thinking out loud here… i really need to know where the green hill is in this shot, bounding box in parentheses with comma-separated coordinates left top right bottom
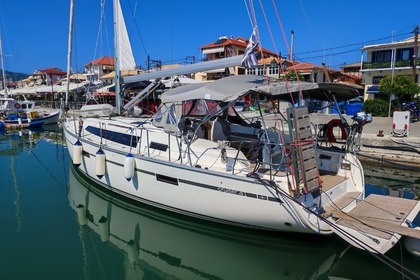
(0, 70, 30, 82)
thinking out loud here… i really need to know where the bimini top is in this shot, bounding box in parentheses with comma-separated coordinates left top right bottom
(160, 75, 360, 103)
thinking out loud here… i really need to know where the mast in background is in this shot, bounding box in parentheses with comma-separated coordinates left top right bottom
(0, 30, 8, 98)
(65, 0, 75, 106)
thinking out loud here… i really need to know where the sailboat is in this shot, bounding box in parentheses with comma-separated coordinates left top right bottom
(63, 0, 420, 257)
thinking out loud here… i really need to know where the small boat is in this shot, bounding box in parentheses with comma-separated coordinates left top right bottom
(0, 97, 60, 126)
(0, 16, 59, 127)
(4, 119, 44, 130)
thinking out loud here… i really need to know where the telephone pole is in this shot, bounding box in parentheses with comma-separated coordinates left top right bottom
(412, 25, 418, 82)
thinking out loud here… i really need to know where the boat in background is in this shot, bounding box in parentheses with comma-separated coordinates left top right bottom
(0, 17, 59, 128)
(0, 97, 60, 126)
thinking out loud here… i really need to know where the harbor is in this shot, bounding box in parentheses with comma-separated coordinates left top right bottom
(0, 128, 419, 279)
(0, 0, 419, 279)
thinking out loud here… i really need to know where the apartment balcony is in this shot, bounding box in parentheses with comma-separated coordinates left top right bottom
(362, 59, 420, 70)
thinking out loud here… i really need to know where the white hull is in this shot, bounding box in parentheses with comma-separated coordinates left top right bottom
(68, 164, 343, 279)
(39, 110, 60, 125)
(63, 116, 364, 234)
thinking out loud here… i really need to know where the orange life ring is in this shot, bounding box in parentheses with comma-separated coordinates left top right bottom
(15, 103, 21, 109)
(326, 119, 347, 143)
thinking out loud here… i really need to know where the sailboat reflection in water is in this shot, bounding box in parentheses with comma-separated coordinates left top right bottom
(68, 165, 346, 279)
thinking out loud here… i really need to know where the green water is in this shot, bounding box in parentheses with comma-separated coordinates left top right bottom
(0, 128, 419, 280)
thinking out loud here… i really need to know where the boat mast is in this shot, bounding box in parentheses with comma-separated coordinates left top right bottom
(65, 0, 75, 106)
(113, 0, 122, 115)
(0, 30, 8, 98)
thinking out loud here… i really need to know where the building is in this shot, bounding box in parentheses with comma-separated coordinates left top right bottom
(360, 32, 419, 100)
(0, 74, 16, 90)
(199, 36, 276, 80)
(340, 62, 362, 78)
(283, 62, 339, 83)
(84, 56, 115, 83)
(31, 68, 67, 86)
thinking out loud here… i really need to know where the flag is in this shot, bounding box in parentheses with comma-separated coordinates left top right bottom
(241, 27, 259, 68)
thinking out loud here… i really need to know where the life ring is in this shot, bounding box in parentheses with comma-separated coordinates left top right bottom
(326, 119, 347, 143)
(14, 103, 21, 109)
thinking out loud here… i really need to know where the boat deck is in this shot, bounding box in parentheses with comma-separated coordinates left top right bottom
(327, 194, 420, 240)
(319, 174, 347, 192)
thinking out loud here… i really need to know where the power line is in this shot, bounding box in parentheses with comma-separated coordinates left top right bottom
(294, 32, 412, 57)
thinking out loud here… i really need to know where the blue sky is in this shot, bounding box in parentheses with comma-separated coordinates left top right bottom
(0, 0, 419, 74)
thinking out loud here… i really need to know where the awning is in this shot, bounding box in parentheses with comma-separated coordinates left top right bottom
(366, 85, 380, 94)
(202, 47, 225, 55)
(160, 75, 359, 103)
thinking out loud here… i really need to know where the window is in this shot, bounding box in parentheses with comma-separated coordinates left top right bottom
(372, 50, 392, 63)
(372, 76, 383, 84)
(396, 48, 413, 61)
(269, 65, 279, 75)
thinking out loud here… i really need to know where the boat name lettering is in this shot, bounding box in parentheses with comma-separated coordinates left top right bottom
(217, 187, 245, 196)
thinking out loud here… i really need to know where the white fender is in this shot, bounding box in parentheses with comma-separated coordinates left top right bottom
(124, 153, 135, 181)
(95, 148, 106, 179)
(127, 240, 139, 263)
(98, 216, 109, 242)
(76, 205, 88, 226)
(73, 140, 83, 166)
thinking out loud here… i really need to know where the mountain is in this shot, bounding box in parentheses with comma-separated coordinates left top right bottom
(3, 70, 30, 81)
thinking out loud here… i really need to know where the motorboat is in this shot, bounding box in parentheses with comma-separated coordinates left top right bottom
(0, 97, 60, 126)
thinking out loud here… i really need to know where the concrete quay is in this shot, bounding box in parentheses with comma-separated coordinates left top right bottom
(242, 111, 420, 169)
(309, 113, 420, 169)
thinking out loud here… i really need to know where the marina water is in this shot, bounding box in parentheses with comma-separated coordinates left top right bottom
(0, 128, 419, 279)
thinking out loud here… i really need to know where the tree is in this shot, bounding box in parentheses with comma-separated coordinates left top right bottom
(284, 70, 304, 81)
(379, 74, 420, 102)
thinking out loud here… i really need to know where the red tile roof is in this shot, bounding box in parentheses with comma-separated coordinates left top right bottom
(201, 37, 248, 49)
(286, 62, 322, 71)
(200, 36, 276, 56)
(85, 56, 115, 67)
(38, 68, 67, 75)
